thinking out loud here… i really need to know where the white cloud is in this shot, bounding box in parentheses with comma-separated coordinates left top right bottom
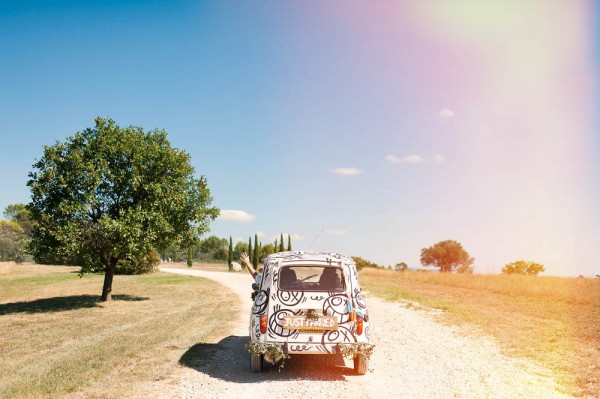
(403, 154, 424, 163)
(439, 108, 455, 118)
(384, 155, 402, 164)
(217, 209, 256, 223)
(331, 167, 363, 176)
(386, 154, 426, 164)
(434, 154, 446, 163)
(324, 229, 348, 236)
(283, 233, 304, 241)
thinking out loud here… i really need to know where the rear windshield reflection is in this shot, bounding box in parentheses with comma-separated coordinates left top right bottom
(279, 266, 345, 292)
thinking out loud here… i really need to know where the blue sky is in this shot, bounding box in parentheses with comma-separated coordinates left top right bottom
(1, 1, 599, 276)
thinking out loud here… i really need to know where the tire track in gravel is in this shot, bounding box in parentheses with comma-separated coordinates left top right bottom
(158, 267, 572, 399)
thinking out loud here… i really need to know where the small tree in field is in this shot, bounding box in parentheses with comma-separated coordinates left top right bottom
(227, 236, 233, 271)
(420, 240, 474, 273)
(394, 262, 408, 272)
(502, 260, 545, 276)
(27, 117, 219, 301)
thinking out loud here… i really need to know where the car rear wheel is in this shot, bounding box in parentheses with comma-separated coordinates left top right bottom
(250, 353, 263, 372)
(353, 355, 368, 375)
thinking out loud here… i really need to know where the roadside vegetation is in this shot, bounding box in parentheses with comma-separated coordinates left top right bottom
(359, 268, 600, 397)
(0, 262, 238, 399)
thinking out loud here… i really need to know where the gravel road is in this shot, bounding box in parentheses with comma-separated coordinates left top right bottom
(153, 267, 571, 399)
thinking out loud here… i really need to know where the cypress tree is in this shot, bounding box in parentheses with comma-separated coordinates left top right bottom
(274, 238, 278, 254)
(253, 233, 259, 268)
(248, 236, 252, 266)
(287, 234, 292, 251)
(279, 233, 284, 252)
(228, 236, 233, 271)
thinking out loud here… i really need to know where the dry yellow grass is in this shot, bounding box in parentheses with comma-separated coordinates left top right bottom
(359, 268, 600, 397)
(0, 262, 238, 399)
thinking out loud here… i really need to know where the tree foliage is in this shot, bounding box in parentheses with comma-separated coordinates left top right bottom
(233, 241, 249, 263)
(199, 235, 227, 254)
(227, 236, 233, 271)
(4, 203, 35, 235)
(394, 262, 408, 272)
(352, 256, 381, 271)
(27, 117, 218, 301)
(0, 220, 27, 262)
(420, 240, 474, 273)
(502, 260, 545, 276)
(252, 234, 259, 268)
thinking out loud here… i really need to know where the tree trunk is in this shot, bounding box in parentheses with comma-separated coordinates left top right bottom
(101, 257, 118, 302)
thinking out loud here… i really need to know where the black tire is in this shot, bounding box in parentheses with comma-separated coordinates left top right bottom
(353, 355, 368, 375)
(250, 353, 263, 372)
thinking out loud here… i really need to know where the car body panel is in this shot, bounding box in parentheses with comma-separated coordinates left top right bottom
(249, 251, 370, 355)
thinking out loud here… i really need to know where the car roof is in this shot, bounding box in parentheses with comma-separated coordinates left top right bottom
(264, 251, 355, 267)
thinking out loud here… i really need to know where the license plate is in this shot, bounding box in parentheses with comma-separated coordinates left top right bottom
(282, 316, 338, 331)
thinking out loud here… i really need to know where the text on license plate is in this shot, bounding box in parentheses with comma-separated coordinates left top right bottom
(282, 316, 338, 331)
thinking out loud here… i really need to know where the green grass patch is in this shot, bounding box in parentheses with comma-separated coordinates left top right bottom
(137, 273, 198, 285)
(0, 265, 238, 399)
(0, 272, 78, 286)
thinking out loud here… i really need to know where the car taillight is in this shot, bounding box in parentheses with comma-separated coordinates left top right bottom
(356, 316, 363, 335)
(260, 314, 267, 334)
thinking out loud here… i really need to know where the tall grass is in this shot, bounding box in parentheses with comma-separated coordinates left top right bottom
(359, 268, 600, 397)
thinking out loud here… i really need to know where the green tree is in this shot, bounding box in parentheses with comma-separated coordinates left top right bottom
(279, 233, 284, 252)
(213, 247, 227, 261)
(199, 235, 227, 254)
(0, 220, 27, 262)
(420, 240, 474, 273)
(233, 241, 248, 263)
(4, 203, 35, 235)
(352, 256, 381, 271)
(27, 117, 218, 301)
(273, 238, 278, 254)
(502, 260, 545, 276)
(394, 262, 408, 271)
(253, 233, 259, 268)
(287, 234, 292, 251)
(260, 243, 274, 262)
(228, 236, 233, 271)
(248, 236, 252, 264)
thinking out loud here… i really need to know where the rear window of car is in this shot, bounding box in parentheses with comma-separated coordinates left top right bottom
(278, 266, 345, 292)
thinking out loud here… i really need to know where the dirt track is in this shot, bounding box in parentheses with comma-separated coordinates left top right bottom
(150, 267, 571, 399)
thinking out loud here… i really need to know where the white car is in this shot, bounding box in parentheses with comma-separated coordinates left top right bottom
(247, 251, 373, 374)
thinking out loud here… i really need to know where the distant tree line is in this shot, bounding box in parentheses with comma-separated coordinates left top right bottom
(160, 232, 293, 268)
(2, 203, 547, 278)
(353, 239, 545, 276)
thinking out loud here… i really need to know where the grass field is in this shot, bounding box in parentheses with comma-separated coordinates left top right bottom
(359, 268, 600, 397)
(0, 262, 238, 399)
